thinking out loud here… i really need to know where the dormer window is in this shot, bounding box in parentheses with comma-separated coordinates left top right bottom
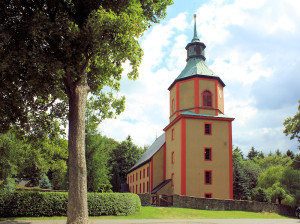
(203, 90, 212, 107)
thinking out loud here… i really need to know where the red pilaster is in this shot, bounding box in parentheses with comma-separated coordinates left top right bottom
(229, 121, 233, 199)
(176, 83, 179, 116)
(150, 158, 154, 191)
(163, 144, 166, 180)
(194, 78, 199, 113)
(181, 118, 186, 195)
(215, 80, 218, 115)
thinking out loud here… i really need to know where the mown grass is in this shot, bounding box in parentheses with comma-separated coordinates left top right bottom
(0, 206, 292, 221)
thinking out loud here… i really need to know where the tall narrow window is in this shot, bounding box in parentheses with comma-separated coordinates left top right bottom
(204, 123, 212, 135)
(143, 182, 145, 193)
(172, 99, 175, 114)
(147, 181, 149, 192)
(136, 184, 138, 193)
(204, 148, 212, 161)
(136, 172, 138, 181)
(205, 171, 212, 185)
(171, 151, 175, 164)
(203, 90, 212, 107)
(171, 173, 175, 187)
(171, 128, 175, 141)
(147, 167, 149, 177)
(133, 174, 134, 182)
(143, 168, 145, 178)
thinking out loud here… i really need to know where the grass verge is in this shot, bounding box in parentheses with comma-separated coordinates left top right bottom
(0, 206, 293, 221)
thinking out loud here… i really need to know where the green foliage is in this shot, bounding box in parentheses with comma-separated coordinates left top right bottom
(257, 166, 284, 189)
(86, 133, 115, 192)
(88, 193, 141, 216)
(291, 154, 300, 170)
(247, 147, 259, 160)
(233, 147, 262, 200)
(39, 174, 52, 190)
(2, 178, 16, 191)
(257, 154, 292, 170)
(251, 187, 270, 202)
(0, 191, 140, 217)
(255, 165, 300, 206)
(109, 136, 144, 192)
(0, 127, 27, 181)
(0, 0, 173, 133)
(0, 127, 68, 190)
(283, 100, 300, 149)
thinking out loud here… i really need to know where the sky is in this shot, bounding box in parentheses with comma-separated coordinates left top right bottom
(98, 0, 300, 156)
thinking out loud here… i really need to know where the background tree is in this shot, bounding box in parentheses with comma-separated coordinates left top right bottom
(1, 1, 172, 223)
(0, 126, 68, 189)
(109, 135, 143, 192)
(39, 174, 52, 190)
(247, 146, 259, 160)
(284, 100, 300, 149)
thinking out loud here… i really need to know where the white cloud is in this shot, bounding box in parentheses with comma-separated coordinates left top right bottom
(99, 0, 300, 154)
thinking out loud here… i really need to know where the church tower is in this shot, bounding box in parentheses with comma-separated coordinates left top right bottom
(164, 14, 234, 199)
(127, 15, 234, 201)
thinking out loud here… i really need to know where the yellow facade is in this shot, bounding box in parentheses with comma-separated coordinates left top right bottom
(179, 80, 194, 110)
(127, 163, 150, 194)
(152, 146, 164, 190)
(185, 118, 230, 198)
(165, 120, 182, 195)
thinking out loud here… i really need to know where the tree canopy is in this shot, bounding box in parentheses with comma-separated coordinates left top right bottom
(284, 100, 300, 149)
(1, 0, 173, 223)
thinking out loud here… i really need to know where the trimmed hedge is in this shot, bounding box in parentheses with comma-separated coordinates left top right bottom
(0, 190, 141, 217)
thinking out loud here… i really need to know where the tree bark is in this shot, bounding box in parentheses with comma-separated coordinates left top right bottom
(67, 80, 90, 224)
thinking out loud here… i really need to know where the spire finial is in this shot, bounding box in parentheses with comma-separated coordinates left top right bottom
(192, 14, 200, 42)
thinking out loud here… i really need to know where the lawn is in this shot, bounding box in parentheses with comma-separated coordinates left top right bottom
(0, 206, 292, 221)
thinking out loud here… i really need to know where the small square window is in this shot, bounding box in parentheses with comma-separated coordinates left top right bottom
(205, 193, 212, 198)
(205, 148, 212, 161)
(205, 171, 212, 185)
(204, 123, 212, 135)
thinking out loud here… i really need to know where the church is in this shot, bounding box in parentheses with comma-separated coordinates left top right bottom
(127, 15, 234, 200)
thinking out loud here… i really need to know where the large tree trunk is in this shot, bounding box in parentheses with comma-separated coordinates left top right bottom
(67, 81, 90, 224)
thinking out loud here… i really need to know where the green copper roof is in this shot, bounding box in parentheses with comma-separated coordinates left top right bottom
(168, 14, 225, 90)
(181, 110, 234, 119)
(176, 57, 217, 80)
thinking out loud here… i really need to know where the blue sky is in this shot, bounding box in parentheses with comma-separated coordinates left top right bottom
(98, 0, 300, 155)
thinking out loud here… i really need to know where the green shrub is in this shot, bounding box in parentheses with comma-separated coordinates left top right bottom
(0, 190, 140, 217)
(39, 174, 52, 190)
(251, 187, 270, 202)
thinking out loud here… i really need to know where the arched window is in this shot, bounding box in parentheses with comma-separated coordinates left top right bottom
(203, 90, 212, 107)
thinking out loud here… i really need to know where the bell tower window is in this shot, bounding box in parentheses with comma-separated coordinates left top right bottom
(203, 90, 212, 107)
